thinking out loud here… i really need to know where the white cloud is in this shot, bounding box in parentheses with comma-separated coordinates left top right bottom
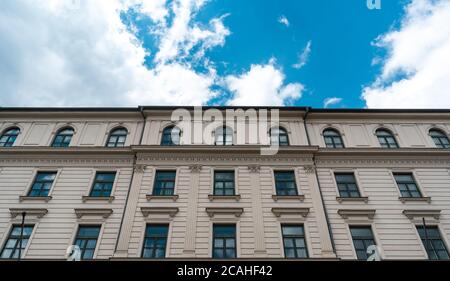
(292, 40, 312, 69)
(225, 60, 304, 106)
(362, 0, 450, 108)
(323, 97, 342, 108)
(278, 15, 289, 27)
(0, 0, 227, 106)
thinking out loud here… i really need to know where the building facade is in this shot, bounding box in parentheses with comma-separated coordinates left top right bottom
(0, 106, 449, 260)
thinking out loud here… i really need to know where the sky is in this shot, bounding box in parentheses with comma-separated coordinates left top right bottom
(0, 0, 449, 108)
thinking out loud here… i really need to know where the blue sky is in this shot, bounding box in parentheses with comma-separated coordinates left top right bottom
(0, 0, 449, 108)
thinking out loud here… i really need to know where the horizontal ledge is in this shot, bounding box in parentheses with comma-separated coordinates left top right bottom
(208, 195, 241, 202)
(399, 197, 431, 203)
(336, 197, 369, 203)
(272, 195, 305, 202)
(82, 196, 115, 203)
(146, 195, 179, 202)
(403, 209, 441, 220)
(141, 207, 179, 217)
(74, 208, 113, 219)
(271, 208, 310, 218)
(205, 207, 244, 218)
(337, 209, 376, 219)
(10, 208, 48, 218)
(19, 196, 52, 202)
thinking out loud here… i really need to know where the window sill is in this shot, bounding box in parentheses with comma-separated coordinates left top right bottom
(208, 195, 241, 202)
(272, 195, 305, 202)
(82, 196, 115, 203)
(146, 195, 179, 202)
(336, 197, 369, 203)
(19, 196, 52, 202)
(399, 197, 431, 203)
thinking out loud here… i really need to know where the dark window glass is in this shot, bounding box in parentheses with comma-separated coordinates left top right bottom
(106, 128, 127, 147)
(142, 224, 169, 258)
(282, 225, 308, 258)
(350, 226, 376, 260)
(89, 172, 116, 197)
(28, 172, 57, 197)
(274, 171, 298, 196)
(323, 129, 344, 148)
(161, 126, 181, 146)
(270, 127, 289, 146)
(74, 226, 101, 260)
(417, 226, 450, 260)
(214, 171, 235, 196)
(153, 171, 176, 196)
(0, 127, 20, 147)
(213, 225, 236, 259)
(393, 173, 422, 198)
(215, 126, 233, 146)
(376, 129, 399, 148)
(335, 173, 361, 198)
(0, 225, 34, 259)
(429, 129, 450, 149)
(52, 128, 74, 147)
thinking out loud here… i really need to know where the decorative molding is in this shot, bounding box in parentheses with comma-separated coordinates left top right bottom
(399, 197, 431, 203)
(140, 207, 179, 218)
(146, 195, 179, 202)
(10, 208, 48, 219)
(74, 208, 113, 219)
(134, 164, 147, 173)
(206, 207, 244, 218)
(316, 158, 450, 168)
(247, 164, 261, 173)
(208, 195, 241, 202)
(337, 209, 376, 219)
(403, 209, 441, 220)
(189, 164, 203, 173)
(81, 196, 115, 203)
(336, 197, 369, 203)
(271, 207, 310, 218)
(303, 165, 316, 174)
(272, 195, 305, 202)
(19, 196, 52, 203)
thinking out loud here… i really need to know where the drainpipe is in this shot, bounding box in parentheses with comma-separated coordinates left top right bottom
(113, 107, 145, 254)
(303, 107, 337, 255)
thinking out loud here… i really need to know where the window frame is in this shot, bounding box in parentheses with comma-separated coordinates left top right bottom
(141, 224, 170, 259)
(333, 172, 363, 198)
(416, 225, 450, 260)
(214, 126, 234, 146)
(23, 169, 61, 199)
(88, 171, 118, 198)
(0, 224, 35, 260)
(105, 127, 128, 148)
(27, 171, 58, 197)
(375, 128, 399, 149)
(72, 224, 102, 260)
(349, 225, 378, 261)
(161, 125, 181, 146)
(212, 224, 237, 259)
(273, 170, 299, 196)
(51, 127, 74, 148)
(322, 128, 345, 148)
(0, 127, 21, 147)
(429, 129, 450, 149)
(152, 170, 177, 196)
(281, 224, 309, 259)
(269, 127, 289, 146)
(213, 170, 236, 196)
(392, 172, 423, 198)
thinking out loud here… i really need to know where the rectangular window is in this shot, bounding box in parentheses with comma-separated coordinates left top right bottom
(282, 225, 308, 259)
(89, 172, 116, 197)
(417, 226, 450, 260)
(28, 172, 57, 197)
(393, 173, 422, 198)
(153, 171, 176, 196)
(213, 225, 236, 259)
(335, 173, 361, 198)
(142, 224, 169, 259)
(214, 171, 235, 196)
(274, 171, 298, 196)
(74, 225, 101, 260)
(350, 226, 376, 260)
(0, 225, 34, 259)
